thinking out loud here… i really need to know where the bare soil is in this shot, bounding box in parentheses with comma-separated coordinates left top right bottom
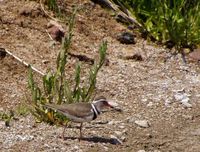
(1, 0, 200, 152)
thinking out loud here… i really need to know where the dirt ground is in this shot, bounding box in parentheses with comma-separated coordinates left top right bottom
(1, 0, 200, 152)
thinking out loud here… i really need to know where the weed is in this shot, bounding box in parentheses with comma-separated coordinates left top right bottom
(0, 110, 14, 127)
(28, 8, 107, 125)
(113, 0, 200, 51)
(15, 103, 30, 116)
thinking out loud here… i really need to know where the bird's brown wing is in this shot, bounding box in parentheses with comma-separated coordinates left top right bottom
(45, 103, 93, 118)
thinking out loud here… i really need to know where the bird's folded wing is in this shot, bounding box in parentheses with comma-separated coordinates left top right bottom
(45, 103, 93, 118)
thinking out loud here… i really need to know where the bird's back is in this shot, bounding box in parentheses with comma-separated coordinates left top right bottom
(45, 103, 95, 122)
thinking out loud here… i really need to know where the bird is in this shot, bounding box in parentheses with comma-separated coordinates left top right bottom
(45, 96, 120, 140)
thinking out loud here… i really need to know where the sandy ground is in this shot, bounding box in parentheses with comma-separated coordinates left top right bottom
(1, 0, 200, 152)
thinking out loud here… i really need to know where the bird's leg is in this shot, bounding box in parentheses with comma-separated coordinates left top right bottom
(79, 123, 83, 141)
(62, 122, 68, 140)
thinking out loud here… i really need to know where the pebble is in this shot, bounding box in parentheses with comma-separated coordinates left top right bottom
(120, 136, 126, 142)
(0, 121, 5, 128)
(134, 120, 150, 128)
(113, 131, 126, 141)
(188, 48, 200, 61)
(110, 135, 123, 145)
(47, 26, 64, 42)
(127, 117, 135, 123)
(165, 99, 172, 106)
(103, 145, 109, 151)
(114, 131, 123, 136)
(181, 101, 192, 108)
(73, 145, 79, 150)
(15, 135, 34, 141)
(191, 128, 200, 136)
(47, 20, 65, 42)
(147, 101, 153, 107)
(117, 32, 136, 44)
(119, 125, 125, 129)
(108, 120, 121, 125)
(174, 92, 192, 108)
(19, 2, 42, 18)
(137, 150, 146, 152)
(182, 115, 193, 120)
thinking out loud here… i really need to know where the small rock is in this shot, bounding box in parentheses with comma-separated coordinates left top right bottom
(0, 107, 4, 111)
(117, 32, 136, 44)
(147, 102, 153, 107)
(188, 48, 200, 61)
(146, 133, 153, 138)
(42, 60, 50, 64)
(174, 93, 189, 101)
(110, 135, 123, 145)
(114, 131, 123, 136)
(92, 120, 108, 125)
(108, 120, 121, 125)
(135, 120, 150, 128)
(123, 53, 143, 61)
(19, 2, 42, 18)
(137, 150, 146, 152)
(119, 125, 125, 129)
(0, 48, 7, 59)
(103, 145, 109, 151)
(15, 135, 34, 141)
(182, 115, 193, 120)
(47, 26, 65, 42)
(191, 128, 200, 136)
(73, 145, 79, 150)
(127, 117, 136, 123)
(0, 121, 5, 128)
(174, 91, 192, 108)
(181, 101, 192, 108)
(11, 94, 17, 98)
(120, 136, 126, 142)
(165, 99, 172, 106)
(47, 20, 65, 42)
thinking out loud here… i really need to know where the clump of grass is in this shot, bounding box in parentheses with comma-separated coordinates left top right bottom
(28, 8, 107, 125)
(15, 103, 30, 116)
(0, 103, 30, 127)
(44, 0, 61, 16)
(113, 0, 200, 52)
(0, 110, 14, 127)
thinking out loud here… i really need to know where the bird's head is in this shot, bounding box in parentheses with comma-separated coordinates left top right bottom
(93, 96, 122, 112)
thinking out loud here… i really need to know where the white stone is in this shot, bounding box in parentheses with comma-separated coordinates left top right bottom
(135, 120, 150, 128)
(114, 131, 123, 136)
(174, 92, 192, 108)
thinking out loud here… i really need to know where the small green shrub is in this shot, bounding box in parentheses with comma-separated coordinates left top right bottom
(45, 0, 61, 16)
(28, 8, 107, 125)
(113, 0, 200, 51)
(15, 103, 30, 116)
(0, 110, 14, 127)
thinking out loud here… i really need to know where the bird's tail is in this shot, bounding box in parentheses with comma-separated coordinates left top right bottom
(44, 103, 59, 112)
(44, 103, 67, 116)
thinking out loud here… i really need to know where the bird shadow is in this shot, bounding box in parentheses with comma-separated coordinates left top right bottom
(63, 136, 121, 145)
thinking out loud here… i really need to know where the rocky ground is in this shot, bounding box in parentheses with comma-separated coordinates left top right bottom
(0, 0, 200, 152)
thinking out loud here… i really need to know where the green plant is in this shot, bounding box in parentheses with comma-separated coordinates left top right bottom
(28, 8, 107, 125)
(45, 0, 61, 16)
(0, 110, 14, 127)
(113, 0, 200, 51)
(0, 103, 29, 127)
(15, 103, 30, 116)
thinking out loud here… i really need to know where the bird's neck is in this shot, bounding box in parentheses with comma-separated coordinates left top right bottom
(91, 103, 100, 120)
